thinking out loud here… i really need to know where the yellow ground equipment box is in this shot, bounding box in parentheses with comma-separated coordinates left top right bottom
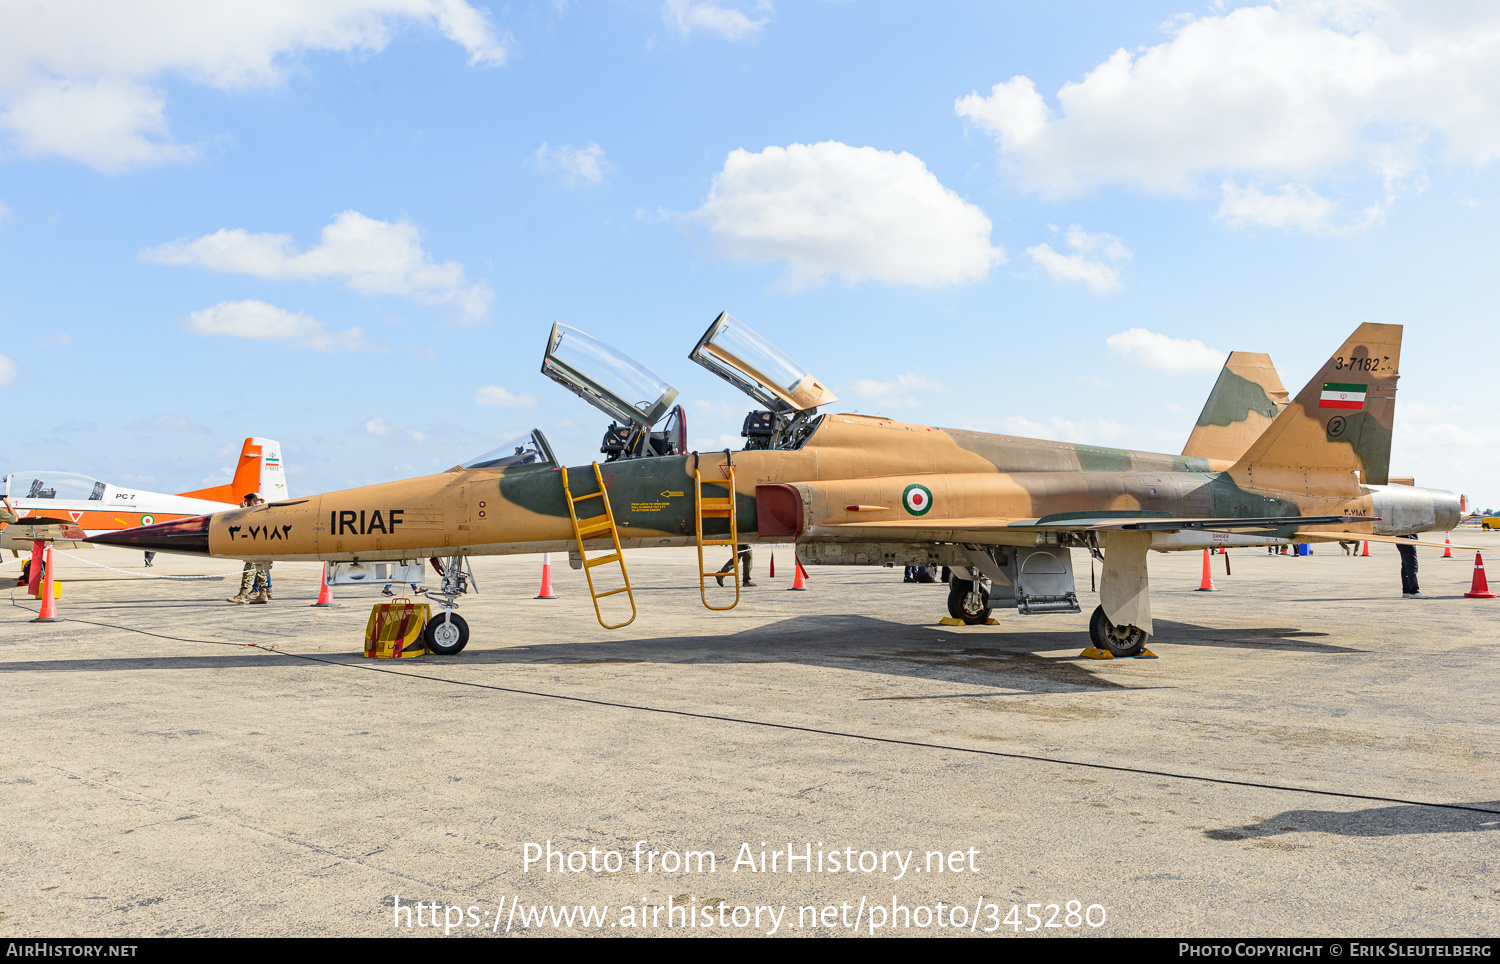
(364, 598, 430, 659)
(32, 581, 61, 600)
(1484, 517, 1499, 530)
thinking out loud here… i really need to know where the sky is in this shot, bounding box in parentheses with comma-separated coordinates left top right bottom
(1, 0, 1496, 510)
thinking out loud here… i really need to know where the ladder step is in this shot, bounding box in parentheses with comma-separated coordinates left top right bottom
(594, 587, 631, 598)
(585, 554, 621, 569)
(570, 490, 604, 504)
(577, 524, 612, 540)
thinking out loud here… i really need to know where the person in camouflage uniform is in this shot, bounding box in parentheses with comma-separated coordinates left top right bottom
(227, 493, 273, 604)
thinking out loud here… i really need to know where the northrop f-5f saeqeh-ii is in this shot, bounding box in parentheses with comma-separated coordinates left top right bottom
(91, 316, 1461, 657)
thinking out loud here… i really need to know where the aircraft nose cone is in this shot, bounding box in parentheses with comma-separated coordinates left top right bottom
(87, 514, 211, 554)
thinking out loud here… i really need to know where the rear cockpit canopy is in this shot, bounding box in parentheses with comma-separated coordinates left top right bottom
(541, 323, 678, 428)
(689, 312, 837, 414)
(460, 430, 557, 471)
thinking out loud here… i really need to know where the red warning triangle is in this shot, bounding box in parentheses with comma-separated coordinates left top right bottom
(69, 511, 84, 523)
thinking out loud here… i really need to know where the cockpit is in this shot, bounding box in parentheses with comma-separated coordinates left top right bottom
(460, 431, 557, 471)
(5, 471, 109, 501)
(688, 312, 835, 451)
(541, 323, 688, 462)
(537, 313, 834, 461)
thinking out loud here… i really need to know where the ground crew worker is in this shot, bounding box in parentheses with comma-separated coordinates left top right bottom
(1397, 533, 1427, 598)
(715, 544, 754, 587)
(227, 493, 273, 604)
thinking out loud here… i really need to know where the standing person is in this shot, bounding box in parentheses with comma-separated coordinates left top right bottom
(714, 544, 754, 587)
(227, 493, 273, 603)
(1397, 533, 1427, 598)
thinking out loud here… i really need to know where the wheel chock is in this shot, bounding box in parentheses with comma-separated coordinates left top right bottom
(1080, 647, 1158, 660)
(985, 618, 999, 625)
(939, 617, 966, 626)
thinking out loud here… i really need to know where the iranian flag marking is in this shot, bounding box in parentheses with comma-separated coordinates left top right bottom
(903, 484, 933, 516)
(1319, 382, 1367, 410)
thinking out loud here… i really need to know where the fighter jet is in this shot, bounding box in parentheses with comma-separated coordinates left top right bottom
(3, 437, 288, 553)
(91, 319, 1460, 659)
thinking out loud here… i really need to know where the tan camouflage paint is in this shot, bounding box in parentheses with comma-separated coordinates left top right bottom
(1182, 351, 1289, 463)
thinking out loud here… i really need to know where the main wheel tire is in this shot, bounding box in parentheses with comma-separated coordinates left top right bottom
(946, 577, 992, 625)
(1088, 605, 1147, 657)
(424, 612, 470, 655)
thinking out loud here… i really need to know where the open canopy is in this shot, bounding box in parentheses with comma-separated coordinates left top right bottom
(689, 312, 837, 414)
(541, 323, 678, 427)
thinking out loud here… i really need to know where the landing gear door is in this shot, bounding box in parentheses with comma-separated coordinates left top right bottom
(689, 312, 838, 414)
(541, 323, 679, 428)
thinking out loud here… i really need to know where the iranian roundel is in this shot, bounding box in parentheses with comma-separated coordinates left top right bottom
(902, 484, 933, 516)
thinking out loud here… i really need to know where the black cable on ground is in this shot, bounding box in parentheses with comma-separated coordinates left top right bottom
(11, 589, 1500, 818)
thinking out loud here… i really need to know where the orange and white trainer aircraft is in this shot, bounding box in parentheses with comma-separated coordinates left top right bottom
(1, 438, 288, 550)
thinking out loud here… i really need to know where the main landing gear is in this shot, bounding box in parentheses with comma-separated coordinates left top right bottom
(423, 555, 475, 655)
(1088, 605, 1148, 658)
(947, 575, 992, 625)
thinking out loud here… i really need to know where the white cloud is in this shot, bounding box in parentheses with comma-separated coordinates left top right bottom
(535, 141, 610, 186)
(128, 414, 210, 433)
(184, 299, 374, 352)
(475, 386, 538, 407)
(0, 352, 15, 387)
(853, 373, 947, 410)
(0, 2, 507, 172)
(956, 1, 1500, 227)
(365, 414, 457, 444)
(691, 141, 1004, 289)
(144, 211, 491, 322)
(663, 0, 772, 40)
(1105, 328, 1226, 373)
(0, 200, 10, 221)
(960, 414, 1134, 446)
(1217, 181, 1337, 232)
(1027, 225, 1130, 294)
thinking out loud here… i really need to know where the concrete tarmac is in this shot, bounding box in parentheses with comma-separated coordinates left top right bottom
(2, 535, 1498, 937)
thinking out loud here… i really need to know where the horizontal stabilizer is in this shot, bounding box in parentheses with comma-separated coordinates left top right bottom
(1293, 530, 1481, 551)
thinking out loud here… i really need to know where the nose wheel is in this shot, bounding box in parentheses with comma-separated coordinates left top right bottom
(1088, 605, 1148, 657)
(424, 612, 470, 655)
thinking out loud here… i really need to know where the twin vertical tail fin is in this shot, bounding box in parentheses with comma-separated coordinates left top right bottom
(177, 437, 290, 505)
(1182, 351, 1289, 462)
(1231, 323, 1401, 488)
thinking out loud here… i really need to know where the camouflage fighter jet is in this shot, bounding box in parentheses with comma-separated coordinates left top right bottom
(91, 317, 1461, 658)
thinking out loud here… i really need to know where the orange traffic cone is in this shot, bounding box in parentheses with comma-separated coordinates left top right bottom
(535, 552, 557, 599)
(769, 551, 776, 578)
(1465, 553, 1496, 599)
(1360, 541, 1371, 557)
(1443, 534, 1453, 558)
(27, 540, 44, 595)
(789, 556, 808, 591)
(311, 562, 338, 607)
(31, 544, 63, 623)
(1195, 548, 1217, 591)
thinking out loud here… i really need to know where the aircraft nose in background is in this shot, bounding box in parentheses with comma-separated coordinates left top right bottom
(86, 515, 212, 554)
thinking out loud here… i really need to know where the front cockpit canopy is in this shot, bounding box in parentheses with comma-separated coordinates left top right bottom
(689, 312, 837, 414)
(541, 323, 679, 428)
(460, 430, 557, 471)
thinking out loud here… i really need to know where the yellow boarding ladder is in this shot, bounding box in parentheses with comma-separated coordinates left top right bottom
(695, 459, 740, 611)
(560, 463, 636, 629)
